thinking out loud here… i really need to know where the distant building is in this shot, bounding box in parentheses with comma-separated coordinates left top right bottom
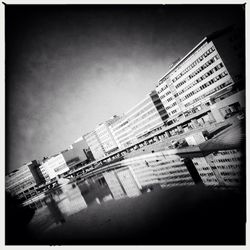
(109, 91, 168, 149)
(61, 148, 80, 169)
(156, 25, 244, 126)
(39, 163, 50, 184)
(42, 154, 69, 180)
(71, 136, 94, 163)
(84, 131, 106, 160)
(95, 116, 120, 154)
(61, 136, 94, 169)
(6, 162, 37, 196)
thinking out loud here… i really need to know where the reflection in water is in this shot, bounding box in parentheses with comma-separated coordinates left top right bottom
(56, 180, 87, 216)
(77, 176, 113, 205)
(28, 148, 243, 234)
(46, 195, 65, 224)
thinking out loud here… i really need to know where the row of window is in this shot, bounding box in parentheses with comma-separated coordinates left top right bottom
(133, 114, 162, 136)
(201, 167, 210, 171)
(204, 179, 218, 183)
(96, 127, 110, 138)
(216, 165, 241, 170)
(183, 71, 229, 104)
(165, 101, 177, 110)
(125, 98, 152, 118)
(129, 105, 156, 125)
(175, 54, 220, 90)
(158, 83, 169, 94)
(151, 161, 183, 168)
(130, 111, 158, 132)
(170, 109, 178, 115)
(168, 169, 190, 174)
(218, 150, 239, 155)
(116, 129, 133, 141)
(111, 119, 129, 131)
(117, 112, 160, 142)
(177, 62, 224, 97)
(160, 173, 191, 179)
(157, 43, 209, 87)
(114, 103, 158, 136)
(166, 180, 194, 185)
(199, 72, 228, 90)
(127, 102, 154, 122)
(160, 90, 172, 99)
(99, 133, 114, 143)
(220, 172, 239, 176)
(224, 178, 240, 183)
(113, 121, 131, 137)
(184, 79, 233, 108)
(167, 96, 173, 102)
(215, 157, 241, 163)
(173, 46, 216, 85)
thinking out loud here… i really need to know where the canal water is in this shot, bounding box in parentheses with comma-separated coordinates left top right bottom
(27, 148, 243, 235)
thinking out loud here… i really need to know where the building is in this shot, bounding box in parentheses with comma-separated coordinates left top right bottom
(41, 153, 69, 180)
(27, 160, 46, 186)
(61, 137, 95, 169)
(84, 131, 106, 160)
(72, 136, 94, 163)
(156, 25, 244, 127)
(61, 148, 81, 169)
(94, 116, 120, 154)
(6, 162, 37, 196)
(39, 163, 50, 184)
(109, 90, 168, 149)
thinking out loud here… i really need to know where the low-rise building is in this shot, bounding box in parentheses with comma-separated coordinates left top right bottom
(95, 116, 120, 154)
(84, 131, 106, 160)
(42, 153, 69, 180)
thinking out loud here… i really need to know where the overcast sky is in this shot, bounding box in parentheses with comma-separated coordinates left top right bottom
(5, 5, 244, 172)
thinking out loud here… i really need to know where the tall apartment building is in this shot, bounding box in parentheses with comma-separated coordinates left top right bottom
(156, 26, 244, 126)
(109, 90, 168, 149)
(84, 131, 106, 160)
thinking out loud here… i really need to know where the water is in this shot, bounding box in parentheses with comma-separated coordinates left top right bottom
(28, 148, 243, 234)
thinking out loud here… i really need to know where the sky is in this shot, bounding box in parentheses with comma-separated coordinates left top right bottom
(5, 4, 245, 172)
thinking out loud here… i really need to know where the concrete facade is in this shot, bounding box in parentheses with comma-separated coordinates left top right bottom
(109, 91, 168, 149)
